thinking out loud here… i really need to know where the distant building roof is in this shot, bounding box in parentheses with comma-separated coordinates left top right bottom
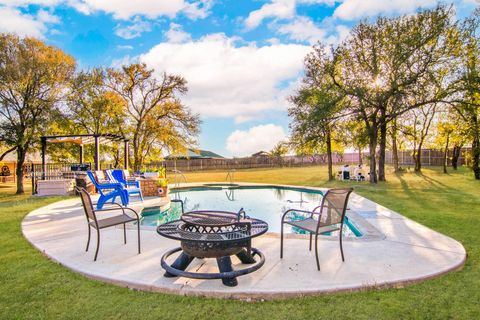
(1, 150, 49, 163)
(165, 149, 224, 160)
(251, 151, 270, 157)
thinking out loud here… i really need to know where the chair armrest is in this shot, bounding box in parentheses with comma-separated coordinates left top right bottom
(121, 207, 140, 220)
(93, 202, 124, 210)
(94, 206, 126, 215)
(281, 208, 318, 223)
(93, 206, 139, 220)
(97, 182, 123, 189)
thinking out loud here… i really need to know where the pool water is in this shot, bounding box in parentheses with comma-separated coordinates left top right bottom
(140, 185, 362, 237)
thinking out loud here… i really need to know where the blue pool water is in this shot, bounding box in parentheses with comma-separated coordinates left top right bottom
(140, 185, 362, 237)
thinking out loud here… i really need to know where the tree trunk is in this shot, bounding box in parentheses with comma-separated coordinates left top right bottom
(415, 145, 422, 172)
(16, 146, 26, 194)
(392, 120, 399, 173)
(358, 148, 362, 166)
(377, 108, 387, 181)
(368, 123, 378, 183)
(452, 145, 461, 170)
(443, 135, 450, 174)
(326, 128, 334, 181)
(472, 136, 480, 180)
(378, 117, 387, 181)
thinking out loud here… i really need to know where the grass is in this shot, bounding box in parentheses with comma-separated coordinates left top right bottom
(1, 166, 480, 319)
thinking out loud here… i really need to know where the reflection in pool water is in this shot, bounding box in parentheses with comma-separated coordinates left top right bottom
(140, 186, 362, 236)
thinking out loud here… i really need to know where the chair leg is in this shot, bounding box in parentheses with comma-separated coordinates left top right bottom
(139, 191, 144, 202)
(339, 229, 345, 262)
(123, 223, 126, 244)
(315, 233, 320, 271)
(280, 222, 284, 259)
(94, 229, 100, 261)
(309, 233, 312, 251)
(86, 225, 91, 251)
(137, 219, 141, 254)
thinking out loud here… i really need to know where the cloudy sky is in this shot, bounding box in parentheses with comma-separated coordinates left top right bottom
(1, 0, 477, 157)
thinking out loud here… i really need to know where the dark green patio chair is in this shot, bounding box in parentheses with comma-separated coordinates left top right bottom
(280, 188, 353, 270)
(76, 187, 141, 261)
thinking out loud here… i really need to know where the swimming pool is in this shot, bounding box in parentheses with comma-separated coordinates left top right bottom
(140, 185, 362, 237)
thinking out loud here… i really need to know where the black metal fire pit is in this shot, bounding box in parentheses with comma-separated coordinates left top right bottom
(157, 210, 268, 286)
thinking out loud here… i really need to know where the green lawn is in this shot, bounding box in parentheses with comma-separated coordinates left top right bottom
(1, 166, 479, 319)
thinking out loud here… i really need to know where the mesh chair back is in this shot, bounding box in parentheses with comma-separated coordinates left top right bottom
(76, 186, 97, 223)
(319, 188, 353, 226)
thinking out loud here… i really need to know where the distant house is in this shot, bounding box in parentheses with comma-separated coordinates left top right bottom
(0, 151, 47, 182)
(165, 149, 224, 160)
(251, 151, 270, 157)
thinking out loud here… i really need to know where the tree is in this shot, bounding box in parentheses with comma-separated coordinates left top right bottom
(337, 118, 369, 165)
(330, 5, 457, 182)
(67, 68, 126, 135)
(270, 141, 289, 167)
(450, 10, 480, 179)
(106, 63, 200, 170)
(63, 68, 127, 166)
(401, 104, 438, 172)
(0, 34, 75, 194)
(289, 45, 346, 181)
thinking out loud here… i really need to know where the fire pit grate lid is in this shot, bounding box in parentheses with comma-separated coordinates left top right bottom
(181, 210, 240, 227)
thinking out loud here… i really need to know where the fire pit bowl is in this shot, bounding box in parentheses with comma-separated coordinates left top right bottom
(157, 210, 268, 286)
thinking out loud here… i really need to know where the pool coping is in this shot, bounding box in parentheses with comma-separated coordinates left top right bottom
(22, 182, 467, 300)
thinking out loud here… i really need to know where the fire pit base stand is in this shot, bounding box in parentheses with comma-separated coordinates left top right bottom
(161, 247, 265, 287)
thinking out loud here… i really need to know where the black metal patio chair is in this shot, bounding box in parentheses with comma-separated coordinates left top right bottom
(280, 188, 353, 270)
(76, 187, 141, 261)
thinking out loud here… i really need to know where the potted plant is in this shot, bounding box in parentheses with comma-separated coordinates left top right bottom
(142, 166, 166, 180)
(156, 178, 169, 197)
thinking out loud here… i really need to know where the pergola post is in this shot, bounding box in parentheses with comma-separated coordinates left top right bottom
(41, 137, 46, 180)
(79, 144, 84, 164)
(124, 140, 129, 170)
(94, 135, 100, 171)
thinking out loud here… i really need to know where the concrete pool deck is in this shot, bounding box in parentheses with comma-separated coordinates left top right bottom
(22, 183, 466, 300)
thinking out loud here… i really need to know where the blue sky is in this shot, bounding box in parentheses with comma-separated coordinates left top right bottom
(0, 0, 477, 157)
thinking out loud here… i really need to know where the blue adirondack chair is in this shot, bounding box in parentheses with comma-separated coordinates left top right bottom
(106, 169, 144, 202)
(112, 169, 140, 188)
(86, 171, 129, 209)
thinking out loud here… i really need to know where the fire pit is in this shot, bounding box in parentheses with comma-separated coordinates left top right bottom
(157, 210, 268, 286)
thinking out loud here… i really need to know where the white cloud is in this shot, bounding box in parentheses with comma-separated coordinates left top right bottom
(164, 23, 191, 43)
(244, 0, 338, 30)
(67, 0, 212, 20)
(226, 124, 287, 157)
(115, 16, 151, 39)
(245, 0, 295, 30)
(276, 16, 326, 44)
(117, 44, 133, 50)
(110, 54, 138, 68)
(273, 15, 350, 45)
(36, 9, 60, 23)
(183, 0, 213, 20)
(139, 33, 310, 122)
(334, 0, 439, 21)
(0, 6, 58, 38)
(0, 0, 62, 6)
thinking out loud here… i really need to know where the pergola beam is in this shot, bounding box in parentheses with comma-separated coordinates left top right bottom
(40, 133, 129, 172)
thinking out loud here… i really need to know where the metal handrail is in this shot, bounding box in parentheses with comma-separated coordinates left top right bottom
(225, 169, 235, 184)
(172, 169, 187, 187)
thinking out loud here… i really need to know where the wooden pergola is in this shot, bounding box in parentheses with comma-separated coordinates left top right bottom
(40, 134, 129, 175)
